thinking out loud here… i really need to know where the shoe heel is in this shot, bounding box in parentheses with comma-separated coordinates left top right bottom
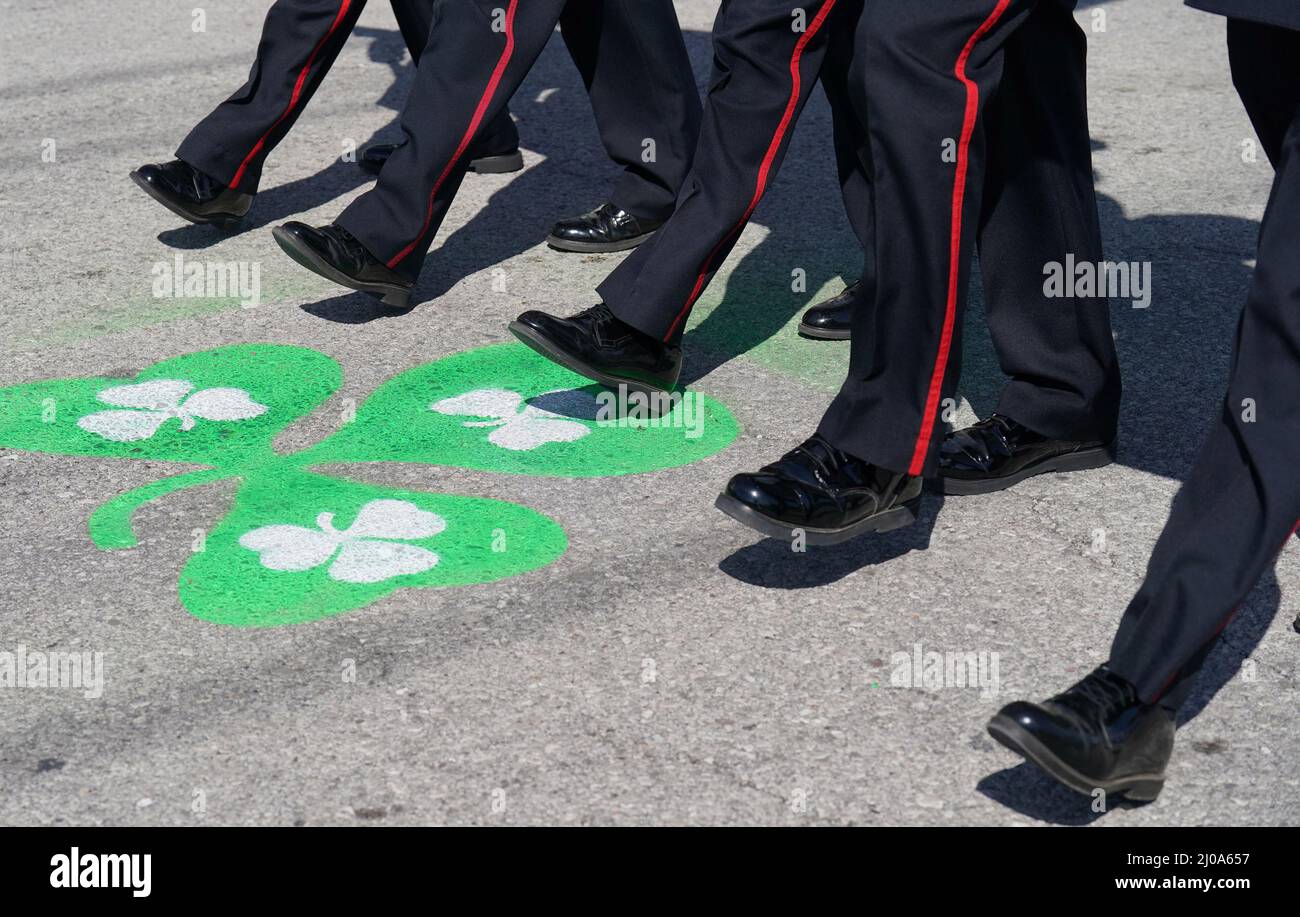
(380, 290, 411, 309)
(1120, 778, 1164, 804)
(876, 495, 921, 533)
(211, 216, 244, 232)
(469, 151, 525, 174)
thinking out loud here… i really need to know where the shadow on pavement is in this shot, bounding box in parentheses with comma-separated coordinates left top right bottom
(300, 289, 414, 325)
(718, 493, 943, 589)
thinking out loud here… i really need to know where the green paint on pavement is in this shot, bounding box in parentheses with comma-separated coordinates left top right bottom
(88, 469, 236, 550)
(2, 277, 338, 354)
(682, 275, 853, 393)
(180, 469, 567, 628)
(0, 342, 738, 626)
(301, 342, 739, 477)
(0, 343, 342, 467)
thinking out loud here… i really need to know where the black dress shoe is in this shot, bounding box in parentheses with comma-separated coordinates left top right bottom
(509, 304, 682, 399)
(715, 435, 923, 545)
(988, 665, 1174, 803)
(129, 160, 253, 230)
(797, 280, 861, 340)
(272, 221, 413, 308)
(545, 203, 663, 253)
(939, 414, 1115, 495)
(358, 140, 524, 176)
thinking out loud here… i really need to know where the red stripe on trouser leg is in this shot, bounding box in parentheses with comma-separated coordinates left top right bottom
(1149, 516, 1300, 704)
(906, 0, 1012, 477)
(661, 0, 838, 343)
(387, 0, 520, 270)
(229, 0, 354, 191)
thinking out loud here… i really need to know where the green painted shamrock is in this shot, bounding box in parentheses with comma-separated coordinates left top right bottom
(0, 343, 739, 627)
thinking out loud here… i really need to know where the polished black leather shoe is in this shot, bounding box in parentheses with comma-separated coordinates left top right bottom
(272, 222, 412, 308)
(358, 139, 524, 176)
(545, 203, 663, 253)
(129, 160, 253, 230)
(940, 414, 1115, 495)
(988, 665, 1174, 803)
(715, 435, 923, 545)
(509, 304, 681, 399)
(797, 280, 861, 340)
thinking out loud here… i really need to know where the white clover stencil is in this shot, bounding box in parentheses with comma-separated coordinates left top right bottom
(431, 388, 594, 451)
(238, 499, 445, 584)
(77, 379, 268, 442)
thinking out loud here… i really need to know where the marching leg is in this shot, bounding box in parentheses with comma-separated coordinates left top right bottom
(796, 17, 874, 341)
(510, 0, 856, 399)
(988, 16, 1300, 802)
(546, 0, 703, 253)
(132, 0, 372, 228)
(816, 0, 1035, 479)
(176, 0, 370, 194)
(274, 0, 570, 307)
(362, 0, 523, 176)
(938, 0, 1123, 495)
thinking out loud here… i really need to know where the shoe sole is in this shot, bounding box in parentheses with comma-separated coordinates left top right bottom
(271, 226, 412, 308)
(544, 230, 658, 254)
(986, 714, 1165, 803)
(797, 322, 851, 341)
(469, 151, 525, 174)
(713, 493, 920, 546)
(129, 170, 246, 231)
(360, 150, 524, 177)
(507, 320, 677, 408)
(941, 442, 1116, 496)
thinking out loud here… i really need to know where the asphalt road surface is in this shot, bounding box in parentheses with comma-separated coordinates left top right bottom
(1, 0, 1297, 826)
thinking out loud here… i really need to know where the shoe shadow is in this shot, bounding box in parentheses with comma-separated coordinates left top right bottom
(717, 492, 943, 589)
(976, 764, 1130, 825)
(299, 290, 414, 324)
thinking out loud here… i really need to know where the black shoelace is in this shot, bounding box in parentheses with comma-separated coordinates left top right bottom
(972, 414, 1014, 443)
(576, 304, 615, 323)
(788, 436, 852, 491)
(1055, 667, 1138, 722)
(953, 415, 1015, 468)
